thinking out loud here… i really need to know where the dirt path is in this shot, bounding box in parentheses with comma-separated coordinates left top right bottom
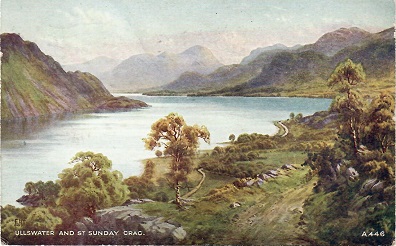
(278, 121, 289, 137)
(183, 168, 206, 198)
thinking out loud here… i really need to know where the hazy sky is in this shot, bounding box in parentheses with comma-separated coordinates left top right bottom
(1, 0, 394, 64)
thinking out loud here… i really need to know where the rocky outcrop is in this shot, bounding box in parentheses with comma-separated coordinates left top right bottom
(75, 206, 186, 245)
(1, 33, 147, 120)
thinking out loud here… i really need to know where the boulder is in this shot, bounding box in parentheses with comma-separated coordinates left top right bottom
(256, 178, 264, 186)
(75, 206, 186, 245)
(266, 170, 278, 177)
(123, 198, 155, 205)
(230, 202, 241, 208)
(371, 181, 385, 193)
(246, 179, 256, 186)
(346, 167, 359, 181)
(281, 164, 296, 171)
(360, 179, 377, 195)
(259, 174, 272, 180)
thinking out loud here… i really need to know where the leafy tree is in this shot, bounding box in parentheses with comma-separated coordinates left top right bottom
(295, 113, 303, 122)
(228, 134, 236, 142)
(144, 113, 210, 208)
(362, 160, 394, 183)
(155, 150, 163, 157)
(25, 207, 62, 231)
(328, 59, 365, 94)
(142, 160, 155, 180)
(22, 180, 60, 206)
(289, 112, 295, 120)
(57, 151, 129, 219)
(328, 59, 366, 154)
(365, 92, 395, 153)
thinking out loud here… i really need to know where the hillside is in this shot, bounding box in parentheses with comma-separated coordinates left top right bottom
(101, 45, 223, 91)
(299, 27, 371, 56)
(151, 48, 287, 94)
(1, 33, 147, 120)
(185, 27, 394, 97)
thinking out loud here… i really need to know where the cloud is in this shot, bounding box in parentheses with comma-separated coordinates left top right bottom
(65, 7, 114, 25)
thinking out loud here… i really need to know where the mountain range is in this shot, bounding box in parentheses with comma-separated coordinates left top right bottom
(1, 33, 147, 120)
(63, 45, 223, 92)
(62, 56, 121, 81)
(150, 27, 394, 95)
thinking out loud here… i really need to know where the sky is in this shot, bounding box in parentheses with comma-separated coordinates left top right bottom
(1, 0, 394, 65)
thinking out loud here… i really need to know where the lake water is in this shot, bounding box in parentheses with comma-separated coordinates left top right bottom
(1, 95, 331, 206)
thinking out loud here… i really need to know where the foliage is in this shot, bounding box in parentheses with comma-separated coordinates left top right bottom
(364, 92, 395, 153)
(329, 59, 367, 154)
(57, 151, 129, 220)
(22, 180, 60, 206)
(124, 160, 156, 199)
(25, 207, 62, 231)
(301, 59, 395, 245)
(144, 113, 210, 207)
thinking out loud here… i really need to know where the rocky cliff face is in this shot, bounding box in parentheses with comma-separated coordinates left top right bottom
(75, 205, 186, 245)
(1, 33, 147, 120)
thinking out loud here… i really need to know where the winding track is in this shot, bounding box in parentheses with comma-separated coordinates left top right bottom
(182, 168, 206, 198)
(278, 121, 289, 137)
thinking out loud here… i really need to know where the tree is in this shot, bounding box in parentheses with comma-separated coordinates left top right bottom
(229, 134, 236, 142)
(144, 113, 210, 208)
(57, 152, 129, 219)
(295, 113, 303, 122)
(365, 92, 395, 153)
(155, 150, 163, 157)
(25, 207, 62, 231)
(328, 59, 365, 94)
(22, 180, 60, 206)
(328, 59, 366, 154)
(289, 112, 295, 120)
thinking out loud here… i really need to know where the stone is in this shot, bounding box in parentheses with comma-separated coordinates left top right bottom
(256, 178, 264, 186)
(172, 227, 187, 241)
(75, 205, 186, 245)
(266, 170, 278, 177)
(281, 164, 296, 171)
(346, 167, 359, 181)
(230, 202, 241, 208)
(371, 181, 385, 193)
(246, 179, 256, 186)
(360, 179, 378, 195)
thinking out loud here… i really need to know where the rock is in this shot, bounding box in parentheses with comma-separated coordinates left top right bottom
(230, 202, 241, 208)
(281, 164, 296, 171)
(75, 206, 186, 245)
(346, 167, 359, 181)
(266, 170, 278, 177)
(259, 174, 272, 180)
(360, 179, 378, 195)
(256, 178, 264, 186)
(374, 202, 388, 211)
(246, 179, 256, 186)
(123, 198, 155, 205)
(371, 181, 385, 193)
(172, 227, 187, 241)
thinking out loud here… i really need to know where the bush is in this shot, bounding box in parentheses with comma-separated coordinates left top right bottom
(154, 191, 169, 202)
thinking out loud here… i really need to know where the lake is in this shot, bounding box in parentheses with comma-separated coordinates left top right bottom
(1, 94, 331, 206)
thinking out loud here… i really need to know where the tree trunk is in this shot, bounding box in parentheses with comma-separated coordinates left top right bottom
(175, 181, 182, 208)
(349, 118, 359, 154)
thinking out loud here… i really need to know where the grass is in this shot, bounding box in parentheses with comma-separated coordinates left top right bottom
(137, 166, 315, 244)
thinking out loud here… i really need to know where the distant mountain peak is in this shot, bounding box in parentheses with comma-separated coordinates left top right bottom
(181, 45, 214, 57)
(301, 26, 372, 56)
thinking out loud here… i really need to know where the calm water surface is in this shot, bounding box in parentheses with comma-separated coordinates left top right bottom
(1, 95, 331, 206)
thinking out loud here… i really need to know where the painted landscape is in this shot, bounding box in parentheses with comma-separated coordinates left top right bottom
(1, 1, 395, 245)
